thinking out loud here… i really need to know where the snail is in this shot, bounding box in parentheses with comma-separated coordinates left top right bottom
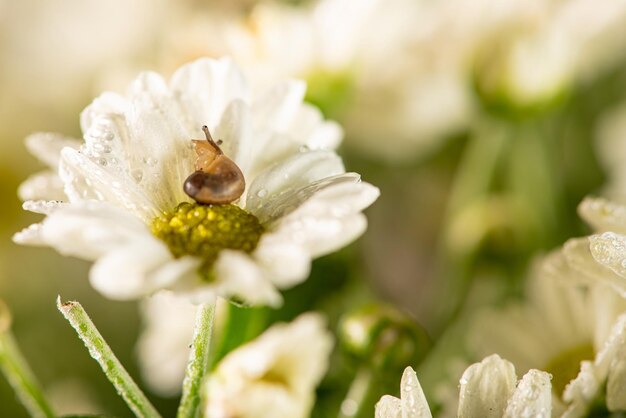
(183, 125, 245, 205)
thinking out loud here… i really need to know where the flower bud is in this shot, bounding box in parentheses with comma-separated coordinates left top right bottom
(339, 304, 430, 370)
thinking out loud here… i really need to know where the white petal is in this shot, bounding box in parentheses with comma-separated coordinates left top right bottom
(214, 99, 254, 176)
(289, 104, 343, 151)
(253, 233, 311, 288)
(597, 314, 626, 411)
(589, 232, 626, 278)
(90, 239, 196, 300)
(25, 132, 81, 169)
(248, 172, 359, 224)
(212, 250, 282, 307)
(375, 395, 402, 418)
(18, 170, 66, 201)
(245, 150, 345, 222)
(39, 202, 149, 260)
(400, 367, 432, 418)
(578, 196, 626, 234)
(123, 71, 198, 209)
(274, 211, 368, 258)
(80, 92, 128, 132)
(59, 147, 158, 221)
(252, 80, 307, 132)
(289, 179, 380, 218)
(562, 361, 599, 418)
(562, 237, 626, 298)
(268, 181, 379, 257)
(503, 369, 552, 418)
(12, 223, 45, 246)
(170, 57, 249, 130)
(458, 354, 517, 418)
(22, 200, 66, 215)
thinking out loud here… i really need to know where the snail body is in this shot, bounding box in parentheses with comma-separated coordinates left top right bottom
(183, 126, 245, 205)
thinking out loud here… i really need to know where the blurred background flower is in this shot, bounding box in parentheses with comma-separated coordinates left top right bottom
(3, 0, 626, 417)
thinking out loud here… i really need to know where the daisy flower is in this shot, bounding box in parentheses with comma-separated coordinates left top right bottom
(376, 355, 552, 418)
(468, 250, 626, 416)
(203, 313, 333, 418)
(14, 57, 379, 306)
(136, 291, 197, 396)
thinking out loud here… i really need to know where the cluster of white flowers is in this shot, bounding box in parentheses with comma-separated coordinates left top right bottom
(14, 57, 379, 307)
(156, 0, 626, 162)
(10, 2, 626, 417)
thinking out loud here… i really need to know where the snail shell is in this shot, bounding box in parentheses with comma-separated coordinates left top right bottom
(183, 126, 245, 205)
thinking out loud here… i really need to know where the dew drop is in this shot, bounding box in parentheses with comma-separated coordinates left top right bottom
(131, 169, 144, 183)
(143, 157, 158, 167)
(256, 189, 268, 198)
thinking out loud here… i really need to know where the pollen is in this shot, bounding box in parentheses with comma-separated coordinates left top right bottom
(151, 202, 264, 280)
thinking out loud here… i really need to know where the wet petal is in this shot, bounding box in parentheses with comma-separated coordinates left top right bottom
(245, 150, 345, 222)
(39, 202, 149, 260)
(90, 238, 192, 300)
(503, 369, 551, 418)
(375, 395, 402, 418)
(458, 354, 517, 418)
(400, 367, 432, 418)
(25, 132, 81, 169)
(253, 233, 310, 288)
(578, 196, 626, 234)
(18, 170, 66, 201)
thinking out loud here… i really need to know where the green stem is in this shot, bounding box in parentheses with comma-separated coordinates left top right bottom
(337, 367, 375, 418)
(432, 117, 510, 336)
(209, 303, 267, 370)
(57, 297, 161, 418)
(177, 303, 215, 418)
(0, 330, 55, 418)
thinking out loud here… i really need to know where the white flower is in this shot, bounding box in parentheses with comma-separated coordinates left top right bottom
(376, 356, 551, 418)
(14, 57, 379, 306)
(160, 0, 462, 162)
(136, 291, 197, 396)
(469, 247, 626, 416)
(204, 313, 333, 418)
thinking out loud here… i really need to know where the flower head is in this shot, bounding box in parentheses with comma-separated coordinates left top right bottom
(15, 57, 379, 306)
(204, 313, 333, 418)
(376, 355, 552, 418)
(469, 245, 626, 416)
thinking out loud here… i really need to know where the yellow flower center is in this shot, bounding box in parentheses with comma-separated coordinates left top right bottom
(544, 343, 594, 396)
(151, 202, 264, 281)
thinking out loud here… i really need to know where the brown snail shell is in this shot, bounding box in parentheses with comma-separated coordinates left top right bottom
(183, 126, 245, 205)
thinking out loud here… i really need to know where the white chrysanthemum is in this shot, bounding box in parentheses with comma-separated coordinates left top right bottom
(14, 57, 379, 306)
(136, 291, 197, 396)
(204, 313, 333, 418)
(469, 249, 626, 416)
(376, 356, 551, 418)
